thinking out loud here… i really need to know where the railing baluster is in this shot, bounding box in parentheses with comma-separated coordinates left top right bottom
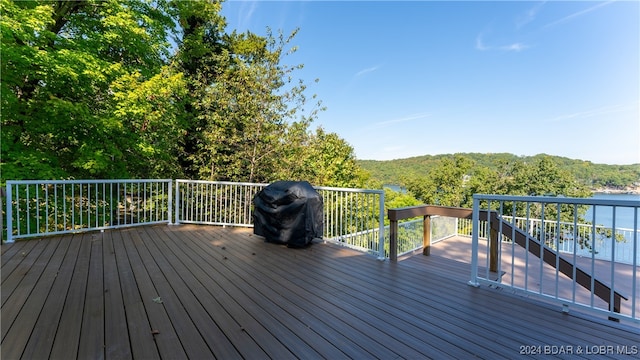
(7, 185, 14, 242)
(590, 205, 597, 308)
(469, 196, 480, 287)
(571, 204, 579, 304)
(26, 185, 30, 236)
(610, 207, 616, 314)
(63, 183, 67, 231)
(554, 204, 561, 300)
(510, 202, 517, 288)
(632, 207, 638, 320)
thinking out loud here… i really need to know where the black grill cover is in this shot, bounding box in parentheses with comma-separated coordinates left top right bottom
(253, 181, 323, 247)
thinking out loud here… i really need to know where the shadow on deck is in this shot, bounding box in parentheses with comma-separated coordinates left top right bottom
(2, 225, 638, 359)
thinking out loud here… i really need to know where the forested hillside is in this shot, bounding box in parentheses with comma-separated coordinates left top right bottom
(359, 153, 640, 191)
(1, 0, 364, 187)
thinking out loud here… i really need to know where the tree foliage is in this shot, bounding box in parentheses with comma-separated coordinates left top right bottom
(1, 0, 176, 179)
(360, 153, 640, 191)
(403, 155, 473, 207)
(403, 155, 591, 205)
(2, 0, 364, 187)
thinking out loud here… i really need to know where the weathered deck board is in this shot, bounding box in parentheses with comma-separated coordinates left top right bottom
(21, 236, 79, 360)
(2, 225, 638, 359)
(110, 229, 161, 360)
(49, 233, 92, 360)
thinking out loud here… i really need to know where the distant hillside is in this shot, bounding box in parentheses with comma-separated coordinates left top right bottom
(358, 153, 640, 191)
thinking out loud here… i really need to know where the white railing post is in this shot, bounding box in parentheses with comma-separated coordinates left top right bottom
(632, 207, 638, 320)
(168, 180, 173, 224)
(454, 217, 459, 237)
(0, 187, 3, 243)
(377, 191, 385, 260)
(468, 195, 480, 287)
(173, 180, 181, 225)
(4, 185, 12, 243)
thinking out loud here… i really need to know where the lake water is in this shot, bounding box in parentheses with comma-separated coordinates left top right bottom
(586, 193, 639, 230)
(579, 193, 639, 264)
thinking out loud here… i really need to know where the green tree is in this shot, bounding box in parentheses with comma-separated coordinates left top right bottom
(169, 0, 226, 177)
(401, 154, 591, 221)
(1, 0, 175, 179)
(109, 68, 188, 178)
(2, 0, 365, 188)
(359, 153, 640, 192)
(193, 29, 294, 182)
(403, 155, 473, 207)
(383, 187, 421, 224)
(497, 156, 590, 198)
(186, 26, 342, 185)
(499, 156, 590, 221)
(294, 127, 365, 187)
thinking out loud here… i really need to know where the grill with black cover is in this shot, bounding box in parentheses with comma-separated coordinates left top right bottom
(252, 181, 323, 248)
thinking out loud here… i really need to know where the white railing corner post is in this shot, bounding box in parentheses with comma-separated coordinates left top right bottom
(468, 195, 480, 287)
(173, 180, 180, 225)
(377, 191, 386, 260)
(5, 183, 13, 243)
(168, 180, 173, 224)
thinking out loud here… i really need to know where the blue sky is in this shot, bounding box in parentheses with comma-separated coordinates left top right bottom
(221, 1, 639, 165)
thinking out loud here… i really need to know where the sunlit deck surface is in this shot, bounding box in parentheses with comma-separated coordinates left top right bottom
(2, 225, 638, 359)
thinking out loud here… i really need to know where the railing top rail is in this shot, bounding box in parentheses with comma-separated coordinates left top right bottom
(175, 179, 269, 186)
(174, 180, 385, 195)
(6, 179, 172, 185)
(314, 185, 384, 195)
(473, 194, 640, 207)
(4, 179, 385, 198)
(388, 205, 473, 221)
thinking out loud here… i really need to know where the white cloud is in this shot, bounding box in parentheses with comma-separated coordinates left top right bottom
(543, 0, 615, 29)
(516, 1, 547, 29)
(475, 34, 489, 51)
(237, 1, 258, 30)
(355, 66, 380, 77)
(545, 103, 633, 123)
(371, 112, 431, 128)
(500, 43, 530, 52)
(476, 33, 530, 52)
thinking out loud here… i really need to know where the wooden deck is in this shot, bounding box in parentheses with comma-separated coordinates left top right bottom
(2, 225, 638, 360)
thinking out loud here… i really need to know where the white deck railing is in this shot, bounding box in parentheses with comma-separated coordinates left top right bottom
(174, 180, 386, 258)
(315, 185, 385, 257)
(4, 180, 385, 256)
(174, 180, 265, 227)
(469, 194, 639, 323)
(4, 179, 173, 242)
